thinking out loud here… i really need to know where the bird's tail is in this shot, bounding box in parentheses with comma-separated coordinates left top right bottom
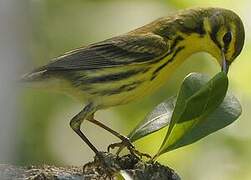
(19, 67, 55, 89)
(21, 69, 48, 82)
(20, 67, 72, 92)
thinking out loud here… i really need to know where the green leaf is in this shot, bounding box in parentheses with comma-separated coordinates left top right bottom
(157, 72, 229, 156)
(127, 72, 241, 158)
(128, 96, 176, 142)
(177, 92, 241, 145)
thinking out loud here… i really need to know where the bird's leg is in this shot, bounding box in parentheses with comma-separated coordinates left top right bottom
(87, 115, 151, 159)
(86, 114, 133, 152)
(70, 103, 100, 156)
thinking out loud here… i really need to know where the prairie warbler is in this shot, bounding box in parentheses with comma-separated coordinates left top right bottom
(22, 7, 245, 156)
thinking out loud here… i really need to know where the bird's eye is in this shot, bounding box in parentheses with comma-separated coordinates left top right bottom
(223, 31, 232, 45)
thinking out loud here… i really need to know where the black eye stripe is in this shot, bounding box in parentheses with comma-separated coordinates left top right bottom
(210, 25, 221, 49)
(223, 31, 232, 52)
(223, 31, 232, 45)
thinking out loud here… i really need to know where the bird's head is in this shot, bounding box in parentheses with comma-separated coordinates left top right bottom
(204, 8, 245, 73)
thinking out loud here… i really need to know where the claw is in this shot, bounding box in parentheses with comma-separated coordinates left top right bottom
(107, 138, 134, 154)
(107, 138, 152, 159)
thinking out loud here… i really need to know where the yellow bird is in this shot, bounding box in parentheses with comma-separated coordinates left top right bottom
(22, 7, 245, 157)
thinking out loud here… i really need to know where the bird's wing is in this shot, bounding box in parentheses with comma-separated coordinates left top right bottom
(38, 33, 169, 71)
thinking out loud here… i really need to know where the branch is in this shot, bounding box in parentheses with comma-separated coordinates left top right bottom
(0, 153, 180, 179)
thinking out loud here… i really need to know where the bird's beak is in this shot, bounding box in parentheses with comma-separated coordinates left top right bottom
(221, 49, 229, 74)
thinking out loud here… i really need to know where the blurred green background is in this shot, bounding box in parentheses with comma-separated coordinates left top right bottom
(2, 0, 251, 179)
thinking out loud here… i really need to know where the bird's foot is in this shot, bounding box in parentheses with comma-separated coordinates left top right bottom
(108, 138, 151, 159)
(108, 137, 133, 154)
